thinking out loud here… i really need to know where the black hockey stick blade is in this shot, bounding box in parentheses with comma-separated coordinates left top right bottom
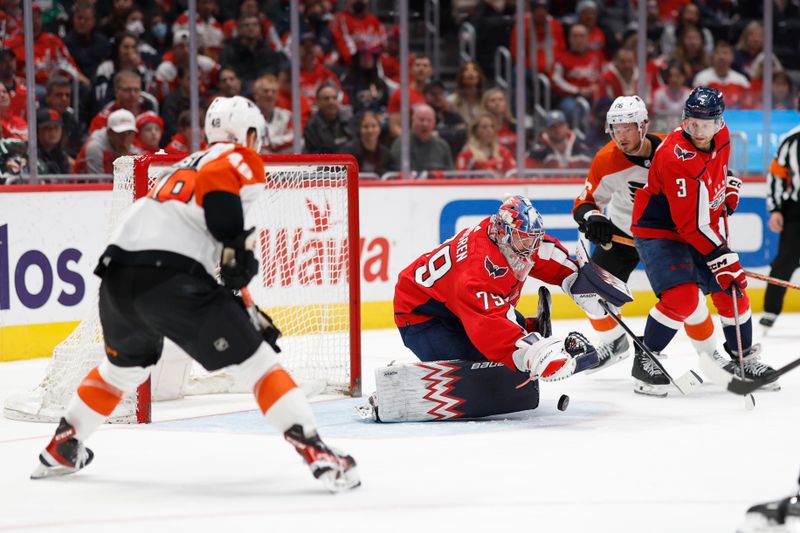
(598, 300, 703, 395)
(726, 357, 800, 395)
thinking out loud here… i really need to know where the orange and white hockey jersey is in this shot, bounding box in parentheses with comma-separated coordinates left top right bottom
(572, 133, 663, 236)
(102, 144, 265, 278)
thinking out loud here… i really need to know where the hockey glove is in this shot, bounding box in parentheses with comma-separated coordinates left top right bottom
(706, 245, 747, 293)
(581, 210, 614, 246)
(725, 170, 742, 215)
(512, 332, 576, 381)
(220, 227, 259, 290)
(561, 271, 607, 316)
(255, 306, 282, 353)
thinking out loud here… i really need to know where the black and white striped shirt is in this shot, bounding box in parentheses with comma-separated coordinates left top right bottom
(767, 125, 800, 212)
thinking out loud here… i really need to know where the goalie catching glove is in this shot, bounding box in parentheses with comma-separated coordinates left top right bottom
(512, 331, 599, 381)
(220, 227, 259, 290)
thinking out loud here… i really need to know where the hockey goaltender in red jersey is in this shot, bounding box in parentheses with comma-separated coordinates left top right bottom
(31, 96, 359, 492)
(366, 196, 609, 422)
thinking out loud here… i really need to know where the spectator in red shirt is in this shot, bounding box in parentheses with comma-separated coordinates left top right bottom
(7, 3, 88, 87)
(379, 26, 411, 87)
(89, 70, 158, 132)
(299, 31, 343, 102)
(329, 0, 387, 66)
(387, 53, 432, 138)
(455, 113, 515, 175)
(172, 0, 225, 59)
(0, 47, 26, 119)
(0, 0, 23, 40)
(165, 110, 207, 155)
(576, 0, 607, 58)
(509, 0, 566, 73)
(481, 87, 517, 154)
(0, 83, 26, 141)
(276, 67, 312, 128)
(154, 29, 220, 101)
(133, 111, 164, 154)
(551, 23, 605, 126)
(693, 41, 749, 109)
(600, 47, 638, 101)
(73, 108, 141, 174)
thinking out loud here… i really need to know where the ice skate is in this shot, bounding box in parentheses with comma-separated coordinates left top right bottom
(31, 418, 94, 480)
(721, 343, 781, 391)
(585, 333, 630, 374)
(284, 425, 360, 492)
(631, 341, 669, 397)
(355, 392, 381, 422)
(739, 493, 800, 533)
(760, 313, 777, 336)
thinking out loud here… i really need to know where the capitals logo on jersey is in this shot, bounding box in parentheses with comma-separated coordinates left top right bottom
(674, 145, 696, 161)
(484, 257, 508, 279)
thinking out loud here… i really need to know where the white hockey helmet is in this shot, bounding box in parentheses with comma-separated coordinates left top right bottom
(205, 96, 268, 152)
(605, 95, 648, 139)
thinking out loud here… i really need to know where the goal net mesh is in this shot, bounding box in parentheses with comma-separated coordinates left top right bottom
(4, 154, 358, 423)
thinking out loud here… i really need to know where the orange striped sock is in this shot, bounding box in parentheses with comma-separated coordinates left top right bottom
(589, 314, 619, 333)
(76, 367, 124, 417)
(254, 366, 298, 415)
(685, 314, 714, 341)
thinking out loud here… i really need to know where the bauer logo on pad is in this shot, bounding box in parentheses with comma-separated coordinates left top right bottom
(484, 257, 508, 279)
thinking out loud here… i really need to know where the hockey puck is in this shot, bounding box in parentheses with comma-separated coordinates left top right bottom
(557, 394, 570, 411)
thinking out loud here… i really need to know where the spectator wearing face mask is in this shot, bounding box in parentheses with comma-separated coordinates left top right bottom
(122, 7, 160, 69)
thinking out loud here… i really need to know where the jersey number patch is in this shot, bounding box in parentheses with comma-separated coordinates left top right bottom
(414, 246, 453, 287)
(149, 169, 197, 203)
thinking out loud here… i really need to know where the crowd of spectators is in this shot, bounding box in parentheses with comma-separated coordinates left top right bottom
(0, 0, 797, 183)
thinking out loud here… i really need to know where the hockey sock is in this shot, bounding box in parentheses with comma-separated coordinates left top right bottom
(643, 313, 679, 353)
(254, 366, 317, 438)
(711, 290, 753, 352)
(683, 293, 717, 355)
(588, 313, 624, 343)
(645, 283, 699, 352)
(66, 367, 124, 441)
(723, 318, 753, 354)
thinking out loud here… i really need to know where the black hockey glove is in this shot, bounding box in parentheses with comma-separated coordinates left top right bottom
(220, 227, 259, 290)
(582, 211, 614, 246)
(254, 306, 282, 353)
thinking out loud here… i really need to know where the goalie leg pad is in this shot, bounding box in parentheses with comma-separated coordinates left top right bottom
(371, 360, 539, 422)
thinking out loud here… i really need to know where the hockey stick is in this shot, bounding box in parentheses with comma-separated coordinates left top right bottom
(598, 300, 703, 394)
(599, 234, 635, 251)
(726, 356, 800, 395)
(745, 271, 800, 291)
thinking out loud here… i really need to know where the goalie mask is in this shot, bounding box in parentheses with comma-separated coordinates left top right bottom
(489, 195, 545, 279)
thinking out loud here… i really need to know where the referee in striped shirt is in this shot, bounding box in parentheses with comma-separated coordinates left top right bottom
(761, 125, 800, 332)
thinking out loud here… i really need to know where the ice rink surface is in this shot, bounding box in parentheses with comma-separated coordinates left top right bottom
(2, 315, 800, 533)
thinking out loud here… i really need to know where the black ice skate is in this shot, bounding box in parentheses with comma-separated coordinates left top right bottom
(31, 418, 94, 480)
(631, 340, 669, 397)
(721, 343, 781, 391)
(739, 493, 800, 533)
(759, 313, 777, 336)
(284, 425, 360, 492)
(585, 333, 630, 374)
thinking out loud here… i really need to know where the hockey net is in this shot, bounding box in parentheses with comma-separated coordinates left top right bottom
(4, 153, 361, 424)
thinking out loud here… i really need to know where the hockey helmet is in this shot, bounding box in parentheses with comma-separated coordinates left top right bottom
(605, 95, 648, 140)
(489, 195, 545, 259)
(682, 86, 725, 139)
(205, 96, 268, 153)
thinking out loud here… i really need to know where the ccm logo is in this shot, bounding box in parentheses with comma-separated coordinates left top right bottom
(0, 224, 85, 310)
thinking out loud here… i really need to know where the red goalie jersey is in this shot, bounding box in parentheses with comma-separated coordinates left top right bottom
(393, 219, 577, 370)
(631, 125, 731, 255)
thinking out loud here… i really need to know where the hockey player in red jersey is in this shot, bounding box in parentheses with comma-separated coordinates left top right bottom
(631, 86, 779, 396)
(573, 95, 722, 378)
(394, 195, 605, 383)
(31, 96, 359, 491)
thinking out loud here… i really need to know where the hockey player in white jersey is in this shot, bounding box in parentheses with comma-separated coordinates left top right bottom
(31, 96, 359, 492)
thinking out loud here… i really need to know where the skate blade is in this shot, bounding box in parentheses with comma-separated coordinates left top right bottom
(584, 351, 631, 374)
(30, 461, 80, 480)
(633, 380, 669, 398)
(319, 466, 361, 493)
(737, 513, 800, 533)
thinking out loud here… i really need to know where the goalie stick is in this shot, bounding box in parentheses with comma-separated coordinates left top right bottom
(598, 300, 703, 395)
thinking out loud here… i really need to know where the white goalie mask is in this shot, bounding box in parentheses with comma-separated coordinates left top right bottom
(605, 95, 649, 142)
(205, 96, 268, 152)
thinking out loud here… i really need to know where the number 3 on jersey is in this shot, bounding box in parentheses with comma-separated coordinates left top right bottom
(414, 246, 453, 287)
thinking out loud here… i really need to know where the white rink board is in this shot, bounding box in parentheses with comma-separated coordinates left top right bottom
(0, 181, 774, 329)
